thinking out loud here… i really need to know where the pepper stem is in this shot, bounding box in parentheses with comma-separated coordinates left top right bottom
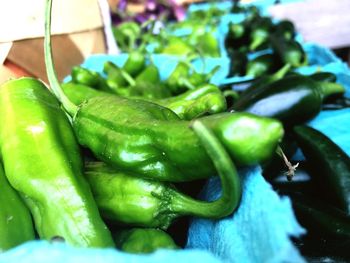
(272, 63, 291, 81)
(44, 0, 78, 116)
(318, 81, 345, 100)
(170, 120, 241, 219)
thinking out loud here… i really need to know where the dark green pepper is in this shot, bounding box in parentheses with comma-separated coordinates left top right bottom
(273, 20, 295, 41)
(84, 118, 241, 228)
(0, 162, 35, 251)
(46, 0, 283, 182)
(271, 35, 307, 67)
(245, 53, 279, 78)
(231, 75, 345, 126)
(115, 228, 178, 253)
(309, 72, 337, 83)
(283, 191, 350, 239)
(0, 78, 114, 247)
(228, 50, 248, 77)
(294, 125, 350, 215)
(249, 17, 273, 51)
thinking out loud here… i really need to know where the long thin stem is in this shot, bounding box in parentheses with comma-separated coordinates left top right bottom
(170, 120, 241, 219)
(44, 0, 78, 116)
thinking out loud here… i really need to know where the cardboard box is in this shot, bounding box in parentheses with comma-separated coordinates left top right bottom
(0, 0, 107, 84)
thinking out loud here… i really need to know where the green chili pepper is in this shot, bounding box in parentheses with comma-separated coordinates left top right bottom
(309, 72, 337, 83)
(114, 228, 178, 253)
(155, 84, 226, 120)
(0, 78, 114, 247)
(283, 191, 350, 239)
(104, 61, 135, 87)
(271, 35, 307, 67)
(62, 83, 226, 120)
(231, 75, 345, 126)
(238, 63, 291, 93)
(45, 0, 283, 182)
(245, 53, 279, 78)
(225, 22, 250, 54)
(0, 162, 35, 251)
(166, 61, 192, 95)
(249, 17, 273, 51)
(228, 50, 248, 77)
(294, 125, 350, 215)
(71, 66, 100, 87)
(159, 36, 194, 56)
(122, 51, 146, 77)
(85, 119, 241, 228)
(273, 20, 295, 41)
(112, 22, 141, 51)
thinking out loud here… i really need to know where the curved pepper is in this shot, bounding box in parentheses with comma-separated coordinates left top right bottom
(231, 75, 345, 126)
(0, 162, 35, 251)
(294, 125, 350, 215)
(249, 17, 273, 51)
(62, 83, 226, 120)
(114, 228, 178, 253)
(45, 0, 283, 182)
(245, 53, 279, 78)
(271, 35, 307, 68)
(273, 20, 295, 41)
(84, 118, 241, 228)
(0, 78, 114, 247)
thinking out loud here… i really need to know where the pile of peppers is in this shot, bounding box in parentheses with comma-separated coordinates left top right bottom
(224, 5, 307, 78)
(0, 0, 349, 260)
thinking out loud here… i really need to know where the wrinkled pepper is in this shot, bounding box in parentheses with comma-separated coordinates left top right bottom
(84, 119, 241, 228)
(0, 162, 35, 251)
(62, 83, 226, 120)
(0, 78, 114, 247)
(114, 228, 178, 253)
(46, 0, 283, 182)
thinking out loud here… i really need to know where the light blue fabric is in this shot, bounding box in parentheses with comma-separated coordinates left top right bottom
(187, 166, 306, 263)
(0, 241, 222, 263)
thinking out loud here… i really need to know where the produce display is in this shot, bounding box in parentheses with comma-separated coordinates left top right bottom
(0, 0, 349, 262)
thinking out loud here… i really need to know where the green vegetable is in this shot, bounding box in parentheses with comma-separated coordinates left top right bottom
(309, 72, 337, 83)
(0, 78, 114, 247)
(284, 191, 350, 239)
(46, 0, 283, 182)
(228, 50, 248, 77)
(231, 75, 345, 126)
(123, 51, 146, 77)
(71, 66, 100, 87)
(115, 228, 178, 253)
(271, 36, 307, 67)
(249, 17, 273, 51)
(245, 53, 278, 77)
(62, 83, 226, 120)
(294, 125, 350, 215)
(274, 20, 295, 41)
(0, 162, 35, 251)
(85, 118, 241, 228)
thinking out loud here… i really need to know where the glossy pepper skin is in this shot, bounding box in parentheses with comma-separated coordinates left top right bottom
(271, 35, 307, 68)
(115, 228, 178, 253)
(122, 51, 146, 77)
(0, 162, 35, 251)
(0, 78, 114, 248)
(294, 126, 350, 215)
(62, 83, 226, 120)
(245, 53, 278, 77)
(273, 20, 295, 41)
(231, 75, 345, 126)
(249, 17, 273, 51)
(45, 0, 283, 182)
(309, 72, 337, 83)
(84, 119, 241, 228)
